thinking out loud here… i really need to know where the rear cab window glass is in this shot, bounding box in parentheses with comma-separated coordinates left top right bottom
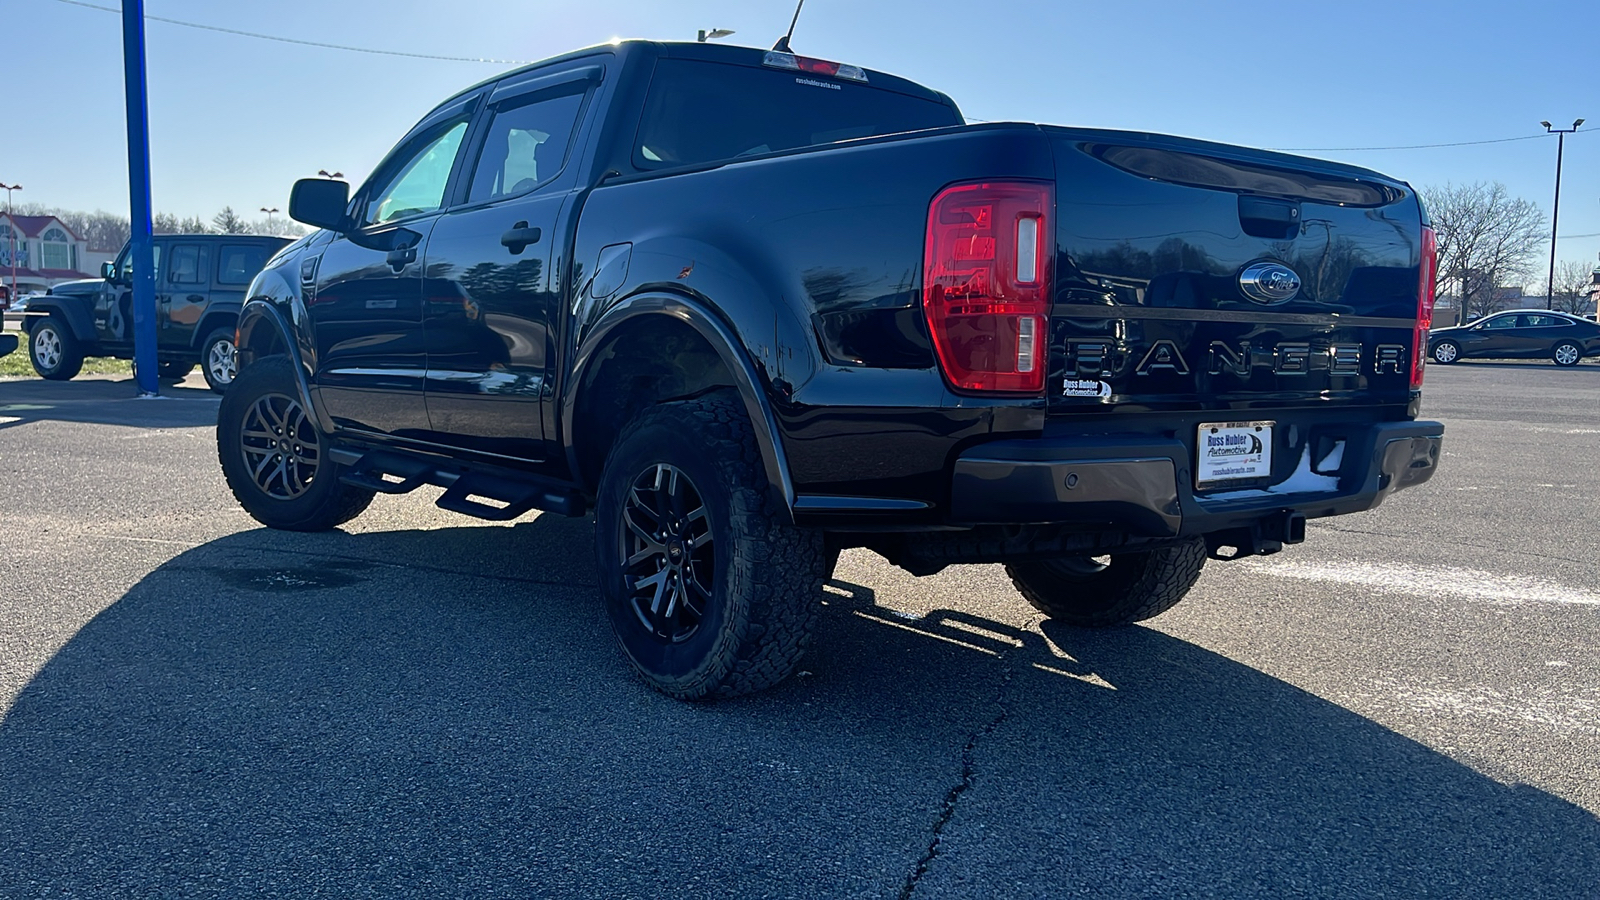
(633, 59, 960, 168)
(218, 244, 272, 285)
(467, 90, 586, 203)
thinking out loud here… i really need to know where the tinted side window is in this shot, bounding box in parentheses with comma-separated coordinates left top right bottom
(467, 90, 586, 203)
(167, 244, 210, 285)
(364, 118, 471, 225)
(1482, 316, 1518, 329)
(1523, 315, 1567, 327)
(217, 244, 272, 285)
(119, 244, 162, 282)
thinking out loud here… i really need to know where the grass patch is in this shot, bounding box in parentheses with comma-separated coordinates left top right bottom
(0, 336, 133, 378)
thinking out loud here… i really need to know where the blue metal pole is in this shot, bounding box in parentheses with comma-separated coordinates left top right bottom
(122, 0, 158, 396)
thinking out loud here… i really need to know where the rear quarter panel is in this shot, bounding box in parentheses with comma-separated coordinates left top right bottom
(570, 125, 1056, 501)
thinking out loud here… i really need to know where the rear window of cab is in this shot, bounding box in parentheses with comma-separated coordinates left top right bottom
(633, 58, 960, 169)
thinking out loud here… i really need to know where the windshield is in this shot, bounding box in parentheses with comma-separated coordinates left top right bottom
(634, 59, 960, 168)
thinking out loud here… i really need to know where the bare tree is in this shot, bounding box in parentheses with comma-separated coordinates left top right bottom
(1420, 182, 1547, 323)
(1540, 259, 1599, 316)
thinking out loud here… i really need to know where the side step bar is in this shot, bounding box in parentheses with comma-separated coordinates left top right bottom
(330, 447, 585, 520)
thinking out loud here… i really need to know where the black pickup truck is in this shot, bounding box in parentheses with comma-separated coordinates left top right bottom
(22, 233, 289, 391)
(220, 40, 1444, 699)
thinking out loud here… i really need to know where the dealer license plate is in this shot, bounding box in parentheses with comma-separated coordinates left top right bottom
(1196, 421, 1273, 488)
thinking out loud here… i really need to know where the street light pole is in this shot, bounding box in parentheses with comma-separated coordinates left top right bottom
(1541, 118, 1584, 310)
(0, 182, 20, 307)
(259, 207, 279, 233)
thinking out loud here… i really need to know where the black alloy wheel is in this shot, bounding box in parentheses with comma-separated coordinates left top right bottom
(619, 463, 715, 643)
(239, 392, 321, 500)
(596, 391, 827, 700)
(216, 355, 373, 531)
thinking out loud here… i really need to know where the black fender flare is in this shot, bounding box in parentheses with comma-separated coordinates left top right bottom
(192, 305, 242, 348)
(235, 298, 329, 436)
(21, 298, 96, 342)
(562, 292, 797, 521)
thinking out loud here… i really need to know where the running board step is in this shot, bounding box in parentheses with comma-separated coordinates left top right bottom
(332, 447, 584, 519)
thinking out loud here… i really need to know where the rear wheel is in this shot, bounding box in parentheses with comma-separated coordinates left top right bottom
(1552, 340, 1582, 367)
(29, 317, 84, 381)
(595, 391, 827, 700)
(1431, 341, 1460, 364)
(1007, 538, 1208, 627)
(201, 327, 238, 393)
(217, 356, 373, 531)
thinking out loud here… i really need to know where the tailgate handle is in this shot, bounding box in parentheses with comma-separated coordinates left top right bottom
(1238, 196, 1300, 240)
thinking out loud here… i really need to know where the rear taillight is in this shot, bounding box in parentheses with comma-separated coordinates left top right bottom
(1413, 225, 1437, 389)
(923, 181, 1052, 394)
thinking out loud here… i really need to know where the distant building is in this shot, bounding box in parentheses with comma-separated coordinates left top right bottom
(0, 212, 94, 295)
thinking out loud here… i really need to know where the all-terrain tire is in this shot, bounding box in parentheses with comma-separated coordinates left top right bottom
(217, 355, 373, 531)
(595, 391, 827, 700)
(201, 327, 239, 393)
(1006, 538, 1208, 626)
(29, 317, 85, 381)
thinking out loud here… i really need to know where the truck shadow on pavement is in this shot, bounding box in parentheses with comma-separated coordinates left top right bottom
(0, 376, 218, 431)
(1, 513, 1596, 898)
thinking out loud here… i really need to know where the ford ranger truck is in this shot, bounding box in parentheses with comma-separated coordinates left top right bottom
(218, 40, 1443, 699)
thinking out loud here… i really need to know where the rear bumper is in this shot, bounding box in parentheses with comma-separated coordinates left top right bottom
(949, 420, 1444, 537)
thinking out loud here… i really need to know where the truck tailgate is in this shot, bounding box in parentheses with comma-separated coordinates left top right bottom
(1045, 129, 1424, 414)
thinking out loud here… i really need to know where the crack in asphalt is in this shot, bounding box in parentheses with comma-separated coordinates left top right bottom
(898, 660, 1013, 899)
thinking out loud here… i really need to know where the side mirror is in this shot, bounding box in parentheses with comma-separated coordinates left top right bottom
(100, 261, 117, 280)
(289, 178, 352, 232)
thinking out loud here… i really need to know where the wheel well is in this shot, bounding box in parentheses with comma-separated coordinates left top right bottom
(235, 312, 288, 369)
(571, 318, 739, 492)
(194, 312, 239, 348)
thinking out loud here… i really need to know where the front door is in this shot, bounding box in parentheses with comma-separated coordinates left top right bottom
(98, 242, 161, 346)
(422, 72, 592, 460)
(308, 105, 475, 437)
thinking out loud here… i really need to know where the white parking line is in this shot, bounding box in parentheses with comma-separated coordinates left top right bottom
(1242, 558, 1600, 606)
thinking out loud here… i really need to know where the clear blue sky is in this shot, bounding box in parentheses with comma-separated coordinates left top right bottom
(9, 0, 1598, 275)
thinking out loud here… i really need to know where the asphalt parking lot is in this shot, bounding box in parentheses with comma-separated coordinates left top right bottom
(0, 362, 1596, 899)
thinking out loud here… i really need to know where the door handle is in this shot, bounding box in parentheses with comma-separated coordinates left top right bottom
(386, 246, 416, 271)
(501, 222, 541, 255)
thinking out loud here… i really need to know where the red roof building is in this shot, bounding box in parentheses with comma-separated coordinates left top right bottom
(0, 212, 93, 297)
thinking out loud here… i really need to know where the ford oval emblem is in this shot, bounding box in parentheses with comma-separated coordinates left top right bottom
(1239, 262, 1302, 305)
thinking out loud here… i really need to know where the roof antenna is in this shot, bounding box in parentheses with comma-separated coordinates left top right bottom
(772, 0, 805, 52)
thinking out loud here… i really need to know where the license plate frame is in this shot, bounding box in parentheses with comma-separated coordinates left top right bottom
(1196, 420, 1274, 489)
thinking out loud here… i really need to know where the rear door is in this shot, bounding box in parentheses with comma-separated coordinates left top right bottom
(159, 241, 209, 349)
(308, 96, 478, 436)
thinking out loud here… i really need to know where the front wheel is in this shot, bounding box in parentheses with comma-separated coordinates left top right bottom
(217, 356, 373, 531)
(1552, 341, 1582, 367)
(1006, 538, 1208, 627)
(1431, 341, 1460, 364)
(29, 318, 85, 381)
(595, 392, 827, 700)
(200, 327, 239, 393)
